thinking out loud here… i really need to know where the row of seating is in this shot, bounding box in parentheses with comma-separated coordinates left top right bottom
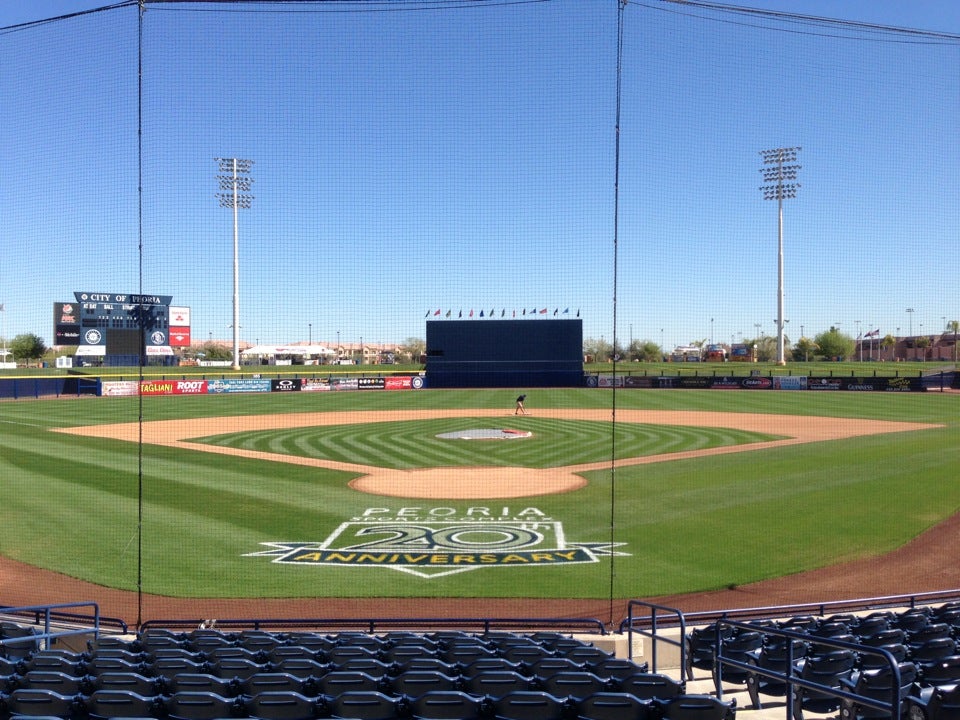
(0, 687, 736, 720)
(683, 603, 960, 720)
(0, 668, 683, 702)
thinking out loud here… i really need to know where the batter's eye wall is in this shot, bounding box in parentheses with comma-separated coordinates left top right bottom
(425, 319, 584, 388)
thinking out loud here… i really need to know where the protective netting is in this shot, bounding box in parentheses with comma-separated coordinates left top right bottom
(1, 1, 957, 626)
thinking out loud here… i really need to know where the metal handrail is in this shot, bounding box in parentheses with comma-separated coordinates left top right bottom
(0, 601, 103, 650)
(714, 619, 905, 720)
(623, 600, 686, 674)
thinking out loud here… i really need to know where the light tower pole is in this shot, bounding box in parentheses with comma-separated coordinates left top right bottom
(760, 147, 801, 366)
(216, 158, 254, 371)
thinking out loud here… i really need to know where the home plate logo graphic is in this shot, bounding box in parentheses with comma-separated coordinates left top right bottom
(246, 518, 628, 579)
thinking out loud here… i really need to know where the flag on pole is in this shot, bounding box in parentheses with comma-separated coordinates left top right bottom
(469, 309, 474, 317)
(501, 309, 505, 317)
(576, 309, 580, 317)
(539, 308, 547, 314)
(425, 310, 430, 318)
(433, 309, 441, 316)
(458, 310, 462, 318)
(563, 308, 569, 314)
(479, 310, 484, 317)
(553, 308, 558, 316)
(445, 310, 451, 318)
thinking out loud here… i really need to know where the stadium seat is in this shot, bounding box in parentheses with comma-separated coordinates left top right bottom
(327, 645, 381, 666)
(245, 690, 320, 720)
(502, 644, 555, 664)
(22, 654, 85, 677)
(440, 644, 497, 665)
(338, 658, 395, 678)
(911, 639, 959, 666)
(327, 690, 402, 720)
(18, 669, 91, 696)
(540, 671, 612, 701)
(149, 656, 208, 679)
(713, 630, 764, 688)
(894, 611, 931, 634)
(525, 657, 587, 679)
(654, 694, 737, 720)
(909, 625, 954, 652)
(858, 643, 909, 670)
(316, 670, 384, 696)
(463, 670, 534, 699)
(491, 690, 569, 720)
(7, 688, 80, 719)
(744, 639, 808, 709)
(387, 670, 460, 699)
(790, 650, 858, 720)
(685, 625, 732, 681)
(0, 623, 41, 659)
(394, 658, 459, 676)
(382, 644, 437, 665)
(238, 672, 307, 697)
(275, 658, 330, 679)
(575, 691, 655, 720)
(459, 657, 523, 678)
(85, 688, 162, 720)
(915, 655, 960, 689)
(408, 689, 487, 720)
(90, 670, 161, 696)
(618, 672, 685, 701)
(164, 671, 238, 697)
(211, 656, 270, 680)
(905, 683, 960, 720)
(859, 628, 908, 648)
(165, 690, 243, 720)
(588, 658, 649, 681)
(85, 656, 146, 676)
(269, 645, 321, 663)
(838, 662, 918, 720)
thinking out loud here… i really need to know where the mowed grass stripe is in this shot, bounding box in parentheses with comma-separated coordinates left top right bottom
(190, 417, 781, 469)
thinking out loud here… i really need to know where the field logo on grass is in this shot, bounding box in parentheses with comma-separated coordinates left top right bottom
(246, 507, 628, 578)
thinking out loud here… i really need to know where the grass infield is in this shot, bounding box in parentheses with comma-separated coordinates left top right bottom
(1, 387, 957, 599)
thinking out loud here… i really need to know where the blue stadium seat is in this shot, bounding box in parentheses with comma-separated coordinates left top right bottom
(245, 690, 321, 720)
(491, 690, 568, 720)
(408, 689, 487, 720)
(85, 688, 162, 720)
(164, 690, 242, 720)
(327, 690, 402, 720)
(575, 692, 655, 720)
(654, 694, 737, 720)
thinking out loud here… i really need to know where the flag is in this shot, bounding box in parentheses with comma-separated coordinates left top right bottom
(458, 310, 462, 318)
(479, 310, 484, 317)
(576, 309, 580, 317)
(469, 309, 474, 317)
(553, 308, 558, 316)
(539, 308, 547, 314)
(445, 310, 451, 318)
(512, 310, 516, 317)
(523, 309, 526, 316)
(425, 310, 430, 318)
(490, 308, 494, 317)
(501, 309, 505, 317)
(563, 308, 569, 314)
(865, 328, 880, 338)
(433, 309, 441, 316)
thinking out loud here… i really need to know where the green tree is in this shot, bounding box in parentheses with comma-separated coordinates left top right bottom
(792, 337, 817, 362)
(815, 327, 855, 361)
(915, 334, 931, 361)
(9, 333, 47, 365)
(399, 337, 425, 363)
(200, 342, 232, 361)
(583, 337, 611, 363)
(628, 339, 663, 362)
(945, 321, 959, 363)
(880, 333, 897, 361)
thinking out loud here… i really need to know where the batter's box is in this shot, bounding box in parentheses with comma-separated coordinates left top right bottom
(246, 521, 629, 578)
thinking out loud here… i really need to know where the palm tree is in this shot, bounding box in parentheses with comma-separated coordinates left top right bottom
(946, 320, 959, 364)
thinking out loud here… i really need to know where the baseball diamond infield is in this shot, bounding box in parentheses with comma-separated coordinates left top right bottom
(1, 407, 953, 625)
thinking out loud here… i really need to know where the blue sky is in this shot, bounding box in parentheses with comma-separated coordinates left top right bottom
(1, 1, 958, 353)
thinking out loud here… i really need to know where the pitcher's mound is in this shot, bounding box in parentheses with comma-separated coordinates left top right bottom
(436, 428, 533, 440)
(348, 466, 585, 499)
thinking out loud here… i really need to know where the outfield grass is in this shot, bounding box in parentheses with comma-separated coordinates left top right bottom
(1, 388, 958, 599)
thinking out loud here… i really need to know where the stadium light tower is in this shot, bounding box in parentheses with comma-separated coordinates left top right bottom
(759, 146, 801, 366)
(216, 158, 254, 371)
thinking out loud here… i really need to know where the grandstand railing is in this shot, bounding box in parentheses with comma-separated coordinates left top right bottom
(622, 600, 687, 673)
(621, 588, 960, 632)
(140, 615, 608, 635)
(0, 601, 109, 650)
(714, 619, 905, 720)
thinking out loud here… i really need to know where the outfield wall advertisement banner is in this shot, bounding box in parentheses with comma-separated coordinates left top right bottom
(606, 375, 926, 392)
(98, 376, 423, 396)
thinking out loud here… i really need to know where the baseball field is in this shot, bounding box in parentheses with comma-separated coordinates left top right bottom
(1, 386, 958, 624)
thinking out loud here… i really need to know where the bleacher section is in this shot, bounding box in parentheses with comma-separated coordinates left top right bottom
(0, 626, 739, 720)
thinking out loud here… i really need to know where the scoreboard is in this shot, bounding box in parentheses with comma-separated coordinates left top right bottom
(53, 291, 191, 362)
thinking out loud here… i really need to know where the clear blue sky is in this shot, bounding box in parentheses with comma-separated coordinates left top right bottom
(1, 1, 958, 352)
